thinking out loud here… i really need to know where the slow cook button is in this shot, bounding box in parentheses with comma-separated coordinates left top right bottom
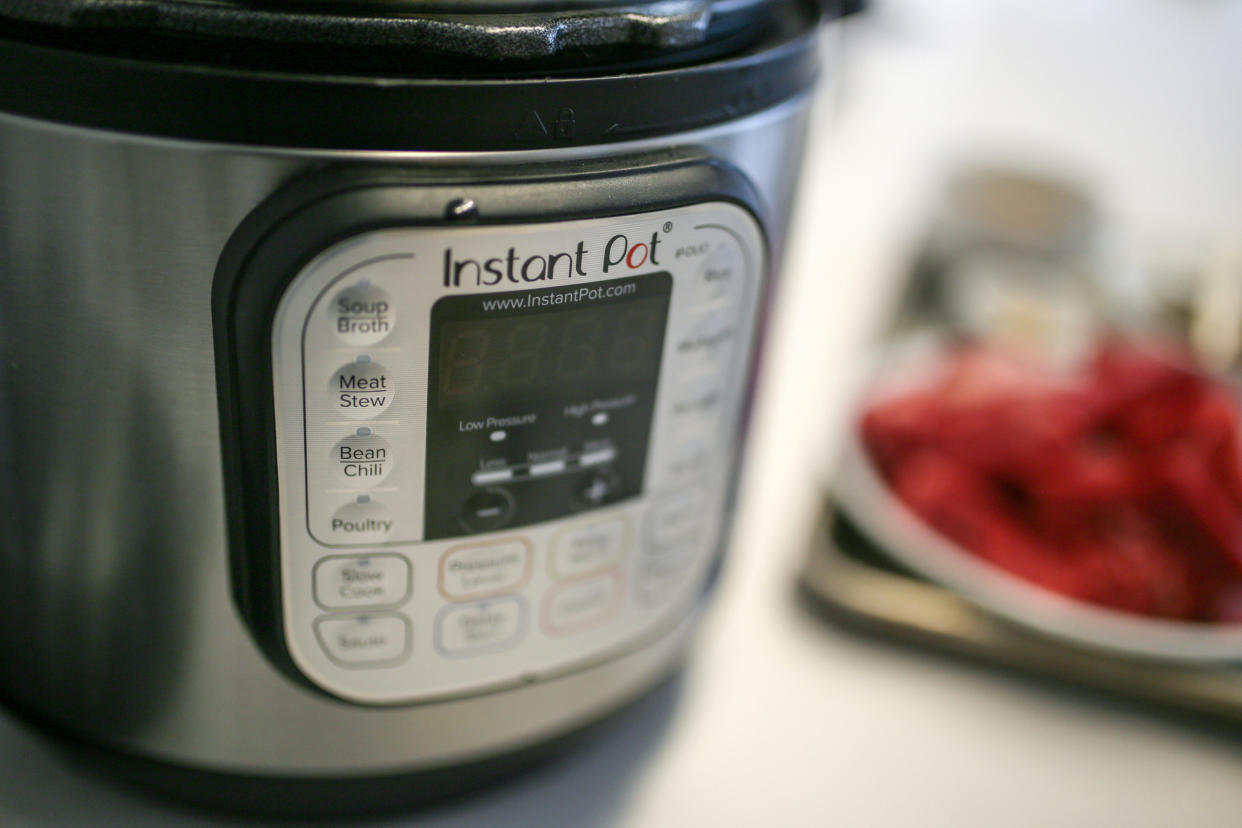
(314, 613, 410, 667)
(435, 597, 527, 657)
(329, 357, 393, 418)
(542, 570, 624, 636)
(314, 554, 410, 610)
(439, 538, 532, 600)
(551, 517, 628, 578)
(329, 497, 394, 543)
(645, 491, 705, 549)
(331, 281, 396, 346)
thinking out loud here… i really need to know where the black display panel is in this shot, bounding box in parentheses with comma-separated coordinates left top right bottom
(425, 274, 672, 539)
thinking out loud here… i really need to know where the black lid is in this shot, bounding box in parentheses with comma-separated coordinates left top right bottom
(0, 0, 826, 151)
(0, 0, 775, 61)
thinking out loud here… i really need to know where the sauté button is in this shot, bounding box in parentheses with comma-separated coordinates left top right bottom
(332, 428, 394, 487)
(331, 281, 395, 346)
(329, 357, 394, 418)
(314, 614, 410, 666)
(460, 488, 515, 534)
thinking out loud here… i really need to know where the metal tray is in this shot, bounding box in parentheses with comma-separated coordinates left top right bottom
(799, 499, 1242, 725)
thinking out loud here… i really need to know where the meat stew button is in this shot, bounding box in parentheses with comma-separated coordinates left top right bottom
(329, 357, 393, 419)
(314, 614, 410, 667)
(314, 554, 410, 610)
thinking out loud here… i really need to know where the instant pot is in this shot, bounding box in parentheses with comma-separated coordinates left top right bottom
(0, 0, 837, 815)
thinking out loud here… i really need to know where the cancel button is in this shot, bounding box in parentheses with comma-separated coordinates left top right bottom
(314, 554, 411, 610)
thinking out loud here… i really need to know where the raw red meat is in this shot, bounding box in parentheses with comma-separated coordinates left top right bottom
(861, 340, 1242, 623)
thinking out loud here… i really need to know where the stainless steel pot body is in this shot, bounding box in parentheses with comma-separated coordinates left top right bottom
(0, 97, 811, 775)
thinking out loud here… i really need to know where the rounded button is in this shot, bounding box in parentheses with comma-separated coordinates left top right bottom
(637, 550, 695, 606)
(332, 428, 394, 487)
(439, 538, 532, 599)
(542, 570, 624, 636)
(571, 470, 621, 511)
(645, 490, 705, 550)
(331, 281, 395, 346)
(314, 554, 410, 610)
(664, 429, 716, 481)
(435, 597, 527, 657)
(329, 496, 394, 544)
(460, 488, 515, 534)
(329, 357, 393, 419)
(551, 517, 629, 578)
(670, 372, 725, 420)
(314, 614, 410, 666)
(675, 304, 736, 375)
(695, 242, 744, 308)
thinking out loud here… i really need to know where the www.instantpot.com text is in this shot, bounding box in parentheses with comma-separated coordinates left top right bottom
(479, 281, 638, 312)
(442, 231, 663, 287)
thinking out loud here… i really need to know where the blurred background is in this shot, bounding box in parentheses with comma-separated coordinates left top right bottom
(4, 0, 1242, 824)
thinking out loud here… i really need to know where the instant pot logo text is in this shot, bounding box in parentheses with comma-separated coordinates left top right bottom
(442, 231, 663, 287)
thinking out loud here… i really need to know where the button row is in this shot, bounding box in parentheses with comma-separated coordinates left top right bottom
(316, 568, 633, 667)
(309, 507, 703, 666)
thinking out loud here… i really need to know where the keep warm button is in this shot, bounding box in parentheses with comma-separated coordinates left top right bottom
(314, 614, 410, 667)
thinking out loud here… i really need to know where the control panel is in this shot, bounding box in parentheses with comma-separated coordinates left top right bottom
(267, 201, 763, 703)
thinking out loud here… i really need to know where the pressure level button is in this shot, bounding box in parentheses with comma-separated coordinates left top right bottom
(332, 282, 395, 346)
(332, 428, 394, 487)
(330, 357, 393, 418)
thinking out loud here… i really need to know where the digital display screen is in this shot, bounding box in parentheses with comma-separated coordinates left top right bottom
(437, 298, 668, 405)
(424, 274, 673, 539)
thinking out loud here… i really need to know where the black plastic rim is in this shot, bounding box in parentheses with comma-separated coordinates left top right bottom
(0, 0, 821, 151)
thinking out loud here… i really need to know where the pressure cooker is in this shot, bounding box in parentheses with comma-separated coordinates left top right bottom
(0, 0, 836, 815)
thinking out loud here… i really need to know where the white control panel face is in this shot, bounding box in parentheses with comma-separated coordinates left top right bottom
(271, 202, 764, 703)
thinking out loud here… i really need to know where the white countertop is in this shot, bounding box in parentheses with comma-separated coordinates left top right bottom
(6, 1, 1242, 824)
